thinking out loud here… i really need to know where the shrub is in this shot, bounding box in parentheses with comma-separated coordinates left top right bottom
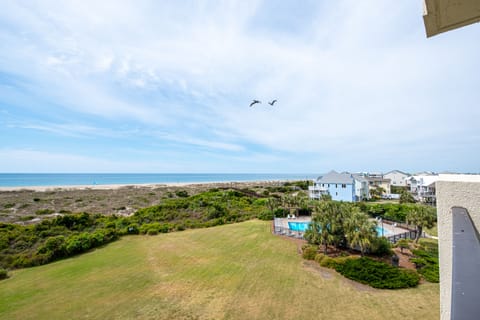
(147, 229, 158, 236)
(314, 253, 325, 264)
(411, 246, 439, 283)
(36, 209, 55, 215)
(175, 224, 186, 231)
(37, 235, 66, 259)
(257, 210, 274, 221)
(302, 245, 318, 260)
(126, 224, 140, 234)
(335, 257, 420, 289)
(175, 190, 189, 197)
(273, 208, 289, 218)
(319, 256, 339, 268)
(396, 239, 410, 253)
(0, 267, 8, 280)
(65, 233, 92, 255)
(370, 237, 392, 256)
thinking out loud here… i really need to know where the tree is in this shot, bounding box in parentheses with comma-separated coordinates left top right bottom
(310, 202, 336, 254)
(344, 208, 377, 256)
(320, 193, 332, 201)
(400, 190, 416, 204)
(281, 195, 296, 216)
(369, 186, 386, 200)
(266, 197, 280, 215)
(406, 205, 436, 242)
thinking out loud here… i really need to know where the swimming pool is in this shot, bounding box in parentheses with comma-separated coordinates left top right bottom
(288, 221, 391, 236)
(288, 221, 311, 232)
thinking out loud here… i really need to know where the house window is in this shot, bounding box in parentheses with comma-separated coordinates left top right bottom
(336, 192, 338, 196)
(335, 184, 338, 188)
(327, 184, 330, 187)
(342, 184, 346, 188)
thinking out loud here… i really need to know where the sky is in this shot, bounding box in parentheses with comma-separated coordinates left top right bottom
(0, 1, 479, 174)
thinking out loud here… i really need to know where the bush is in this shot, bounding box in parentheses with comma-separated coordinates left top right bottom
(147, 229, 158, 236)
(37, 235, 66, 259)
(314, 253, 325, 264)
(273, 208, 289, 218)
(396, 239, 410, 253)
(175, 190, 189, 197)
(370, 237, 392, 256)
(126, 223, 140, 234)
(411, 246, 439, 283)
(0, 267, 8, 280)
(36, 209, 55, 215)
(335, 257, 420, 289)
(257, 210, 274, 221)
(302, 245, 318, 260)
(319, 256, 335, 268)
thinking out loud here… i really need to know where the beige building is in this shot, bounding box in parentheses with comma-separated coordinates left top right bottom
(422, 1, 480, 319)
(384, 170, 409, 187)
(436, 174, 480, 320)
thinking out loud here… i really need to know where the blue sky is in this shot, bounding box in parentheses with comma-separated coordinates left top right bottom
(0, 1, 479, 173)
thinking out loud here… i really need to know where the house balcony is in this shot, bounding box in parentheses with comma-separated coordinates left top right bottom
(309, 185, 329, 199)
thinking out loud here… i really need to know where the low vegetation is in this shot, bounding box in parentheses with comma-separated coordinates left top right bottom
(335, 257, 420, 289)
(0, 221, 440, 319)
(357, 202, 417, 222)
(411, 238, 439, 283)
(302, 245, 420, 289)
(0, 267, 8, 280)
(0, 189, 268, 270)
(302, 201, 438, 288)
(1, 183, 438, 293)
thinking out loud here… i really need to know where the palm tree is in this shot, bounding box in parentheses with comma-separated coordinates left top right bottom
(266, 197, 279, 215)
(406, 205, 436, 243)
(344, 207, 376, 256)
(311, 201, 344, 254)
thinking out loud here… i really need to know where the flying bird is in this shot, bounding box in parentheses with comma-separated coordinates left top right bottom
(268, 99, 277, 106)
(249, 100, 261, 107)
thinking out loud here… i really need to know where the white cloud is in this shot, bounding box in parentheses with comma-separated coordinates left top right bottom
(0, 1, 479, 172)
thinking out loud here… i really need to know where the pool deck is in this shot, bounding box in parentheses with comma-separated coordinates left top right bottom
(273, 216, 411, 237)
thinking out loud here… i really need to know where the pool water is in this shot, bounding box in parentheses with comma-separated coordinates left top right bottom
(288, 221, 311, 232)
(288, 221, 391, 236)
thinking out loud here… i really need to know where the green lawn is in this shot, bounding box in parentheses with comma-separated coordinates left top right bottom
(0, 220, 439, 320)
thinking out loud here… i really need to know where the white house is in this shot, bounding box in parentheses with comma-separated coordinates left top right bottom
(406, 174, 439, 204)
(384, 170, 410, 187)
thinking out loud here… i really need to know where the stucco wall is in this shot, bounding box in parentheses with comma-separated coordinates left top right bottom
(436, 180, 480, 320)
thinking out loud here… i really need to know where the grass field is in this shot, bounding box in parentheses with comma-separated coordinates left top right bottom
(0, 220, 439, 320)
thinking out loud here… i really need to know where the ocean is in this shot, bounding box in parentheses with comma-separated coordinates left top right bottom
(0, 173, 316, 188)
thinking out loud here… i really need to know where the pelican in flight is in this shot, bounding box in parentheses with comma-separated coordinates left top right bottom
(249, 100, 261, 107)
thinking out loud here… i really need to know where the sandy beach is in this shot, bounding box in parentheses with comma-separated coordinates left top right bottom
(0, 180, 284, 223)
(0, 179, 289, 192)
(0, 182, 199, 192)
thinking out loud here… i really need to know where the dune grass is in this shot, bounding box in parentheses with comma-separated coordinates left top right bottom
(0, 220, 439, 320)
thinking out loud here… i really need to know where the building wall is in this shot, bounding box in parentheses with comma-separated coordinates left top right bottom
(436, 178, 480, 320)
(326, 183, 354, 202)
(384, 172, 408, 186)
(353, 180, 369, 201)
